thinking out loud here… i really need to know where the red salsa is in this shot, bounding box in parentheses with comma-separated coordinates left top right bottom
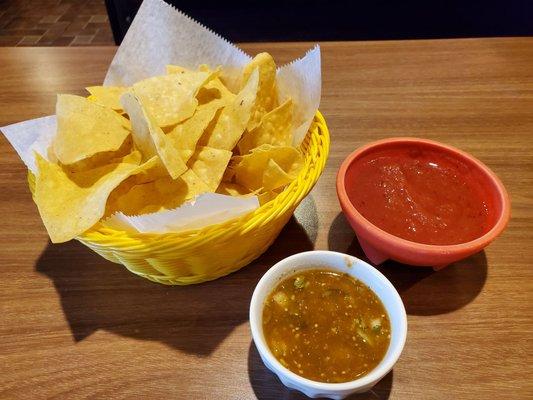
(346, 145, 491, 245)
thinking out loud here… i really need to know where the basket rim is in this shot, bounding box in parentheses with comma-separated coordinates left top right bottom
(29, 110, 330, 245)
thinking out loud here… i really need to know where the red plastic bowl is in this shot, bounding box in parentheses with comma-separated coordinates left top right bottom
(336, 138, 510, 270)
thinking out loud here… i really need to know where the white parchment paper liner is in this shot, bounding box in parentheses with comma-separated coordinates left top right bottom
(104, 193, 259, 233)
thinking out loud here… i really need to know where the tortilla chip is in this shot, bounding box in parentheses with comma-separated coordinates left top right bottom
(107, 169, 209, 215)
(242, 53, 278, 131)
(64, 136, 134, 173)
(197, 78, 236, 105)
(34, 151, 151, 243)
(121, 92, 187, 179)
(187, 146, 232, 191)
(166, 100, 226, 163)
(238, 98, 293, 154)
(120, 91, 156, 159)
(53, 94, 131, 165)
(130, 156, 169, 184)
(104, 155, 163, 215)
(216, 182, 251, 196)
(221, 165, 236, 183)
(262, 158, 294, 190)
(86, 86, 128, 111)
(133, 73, 212, 126)
(234, 144, 303, 191)
(216, 182, 273, 204)
(200, 68, 259, 150)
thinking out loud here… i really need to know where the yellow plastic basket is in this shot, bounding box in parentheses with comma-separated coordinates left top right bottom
(28, 111, 329, 285)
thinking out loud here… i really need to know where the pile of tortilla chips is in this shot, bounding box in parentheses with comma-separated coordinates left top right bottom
(34, 53, 304, 243)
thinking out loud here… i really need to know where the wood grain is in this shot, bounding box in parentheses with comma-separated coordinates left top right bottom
(0, 39, 532, 399)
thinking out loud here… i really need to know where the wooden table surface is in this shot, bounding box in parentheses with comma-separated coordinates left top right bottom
(1, 38, 532, 399)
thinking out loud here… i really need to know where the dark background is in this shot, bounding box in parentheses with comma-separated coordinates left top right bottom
(106, 0, 532, 44)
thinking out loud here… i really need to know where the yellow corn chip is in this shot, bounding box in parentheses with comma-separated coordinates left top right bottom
(216, 182, 251, 196)
(169, 65, 233, 105)
(242, 53, 278, 130)
(262, 158, 294, 190)
(105, 156, 167, 217)
(187, 146, 232, 191)
(34, 150, 152, 243)
(234, 144, 303, 191)
(238, 98, 293, 154)
(197, 78, 236, 105)
(108, 169, 209, 215)
(221, 165, 235, 183)
(130, 156, 169, 184)
(53, 94, 131, 165)
(177, 169, 210, 198)
(133, 73, 211, 126)
(104, 155, 166, 216)
(65, 136, 133, 173)
(200, 68, 259, 150)
(120, 91, 156, 159)
(216, 182, 275, 205)
(166, 100, 226, 163)
(166, 64, 223, 104)
(121, 92, 187, 179)
(86, 86, 128, 111)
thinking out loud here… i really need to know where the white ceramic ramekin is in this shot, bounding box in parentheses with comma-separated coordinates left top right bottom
(249, 250, 407, 399)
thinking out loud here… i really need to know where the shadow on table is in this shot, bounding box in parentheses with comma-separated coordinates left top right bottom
(293, 194, 319, 244)
(34, 215, 313, 356)
(327, 212, 488, 316)
(248, 341, 393, 400)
